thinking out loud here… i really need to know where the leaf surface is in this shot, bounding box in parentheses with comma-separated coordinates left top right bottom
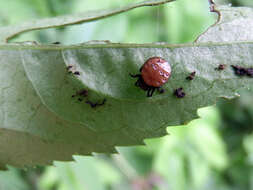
(0, 2, 253, 168)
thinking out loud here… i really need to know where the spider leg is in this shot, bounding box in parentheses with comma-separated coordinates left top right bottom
(147, 88, 152, 97)
(150, 88, 155, 97)
(157, 87, 165, 94)
(139, 66, 143, 72)
(147, 87, 155, 97)
(135, 79, 141, 87)
(129, 73, 141, 78)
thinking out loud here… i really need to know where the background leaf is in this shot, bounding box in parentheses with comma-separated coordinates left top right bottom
(0, 0, 174, 43)
(196, 4, 253, 42)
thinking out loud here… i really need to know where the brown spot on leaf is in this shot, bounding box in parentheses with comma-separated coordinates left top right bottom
(86, 99, 106, 108)
(52, 42, 61, 44)
(231, 65, 253, 77)
(74, 71, 80, 75)
(72, 89, 88, 99)
(174, 88, 185, 98)
(186, 71, 196, 81)
(66, 65, 73, 70)
(215, 64, 226, 71)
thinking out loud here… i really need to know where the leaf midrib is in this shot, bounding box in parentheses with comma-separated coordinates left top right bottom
(0, 41, 253, 50)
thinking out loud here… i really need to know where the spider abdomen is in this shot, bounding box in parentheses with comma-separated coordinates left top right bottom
(141, 57, 171, 87)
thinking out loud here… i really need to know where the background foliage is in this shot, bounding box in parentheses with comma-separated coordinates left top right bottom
(0, 0, 253, 189)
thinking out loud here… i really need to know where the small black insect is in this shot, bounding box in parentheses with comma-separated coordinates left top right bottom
(186, 71, 196, 80)
(215, 64, 226, 71)
(86, 99, 106, 108)
(78, 98, 83, 102)
(74, 71, 80, 75)
(174, 88, 185, 98)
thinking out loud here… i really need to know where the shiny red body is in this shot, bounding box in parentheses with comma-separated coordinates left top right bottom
(141, 57, 171, 87)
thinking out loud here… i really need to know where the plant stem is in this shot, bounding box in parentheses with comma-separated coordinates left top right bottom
(207, 0, 219, 14)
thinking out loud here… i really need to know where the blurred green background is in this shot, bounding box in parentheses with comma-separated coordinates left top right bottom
(1, 0, 253, 189)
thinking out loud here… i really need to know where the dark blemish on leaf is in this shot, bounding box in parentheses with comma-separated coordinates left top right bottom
(97, 99, 106, 106)
(215, 64, 226, 71)
(85, 101, 96, 108)
(231, 65, 253, 77)
(66, 65, 73, 71)
(78, 89, 88, 97)
(52, 42, 61, 44)
(130, 57, 171, 97)
(231, 65, 248, 76)
(67, 65, 73, 74)
(74, 71, 80, 75)
(247, 68, 253, 77)
(86, 99, 106, 108)
(186, 71, 196, 80)
(71, 89, 88, 99)
(174, 88, 185, 98)
(78, 98, 83, 102)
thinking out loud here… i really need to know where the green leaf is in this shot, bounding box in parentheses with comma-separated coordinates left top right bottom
(153, 107, 228, 190)
(196, 4, 253, 42)
(0, 1, 253, 169)
(0, 167, 29, 190)
(0, 0, 175, 169)
(0, 0, 174, 43)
